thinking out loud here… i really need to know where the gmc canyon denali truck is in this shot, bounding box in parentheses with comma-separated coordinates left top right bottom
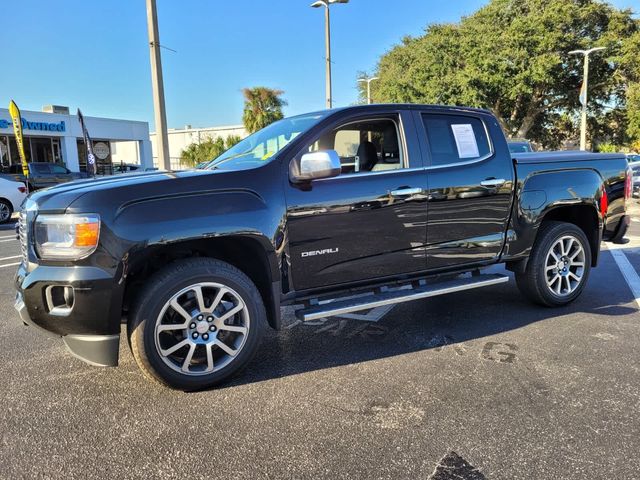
(14, 105, 630, 390)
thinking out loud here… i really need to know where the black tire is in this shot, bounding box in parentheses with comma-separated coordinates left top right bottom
(516, 221, 592, 307)
(0, 199, 13, 224)
(128, 258, 266, 390)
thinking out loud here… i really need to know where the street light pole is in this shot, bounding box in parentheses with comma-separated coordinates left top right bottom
(569, 47, 605, 151)
(311, 0, 349, 109)
(358, 76, 379, 104)
(324, 5, 332, 109)
(146, 0, 171, 170)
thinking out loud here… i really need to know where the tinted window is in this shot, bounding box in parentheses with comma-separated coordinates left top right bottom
(31, 163, 51, 174)
(421, 114, 491, 166)
(50, 164, 69, 174)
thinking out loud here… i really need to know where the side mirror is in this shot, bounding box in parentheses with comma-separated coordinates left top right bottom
(291, 150, 342, 183)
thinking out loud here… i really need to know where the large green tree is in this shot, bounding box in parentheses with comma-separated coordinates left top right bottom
(242, 87, 287, 134)
(365, 0, 639, 149)
(621, 30, 640, 150)
(180, 135, 242, 168)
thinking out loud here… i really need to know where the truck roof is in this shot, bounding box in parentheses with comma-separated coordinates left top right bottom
(304, 104, 494, 117)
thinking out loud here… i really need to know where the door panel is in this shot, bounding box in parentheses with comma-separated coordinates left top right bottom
(284, 110, 428, 292)
(415, 111, 514, 270)
(285, 171, 428, 291)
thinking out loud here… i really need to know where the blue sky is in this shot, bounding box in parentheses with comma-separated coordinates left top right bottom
(1, 0, 637, 130)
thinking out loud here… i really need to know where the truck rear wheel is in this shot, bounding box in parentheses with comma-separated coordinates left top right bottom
(128, 258, 266, 390)
(516, 221, 591, 307)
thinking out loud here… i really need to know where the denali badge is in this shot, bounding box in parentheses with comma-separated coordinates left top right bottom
(301, 248, 339, 258)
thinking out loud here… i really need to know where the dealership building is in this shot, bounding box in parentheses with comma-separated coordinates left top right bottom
(111, 123, 248, 170)
(149, 124, 247, 170)
(0, 106, 153, 173)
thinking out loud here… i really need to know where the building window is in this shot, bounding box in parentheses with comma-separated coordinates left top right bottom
(0, 136, 8, 170)
(77, 139, 113, 175)
(8, 136, 31, 165)
(30, 137, 55, 163)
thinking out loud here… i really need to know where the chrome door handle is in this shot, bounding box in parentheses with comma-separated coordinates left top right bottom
(390, 187, 423, 197)
(480, 178, 506, 187)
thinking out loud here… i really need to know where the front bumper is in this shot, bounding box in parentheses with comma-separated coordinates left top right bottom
(14, 262, 122, 367)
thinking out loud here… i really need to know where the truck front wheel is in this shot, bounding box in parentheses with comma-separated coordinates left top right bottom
(128, 258, 266, 390)
(0, 200, 13, 224)
(516, 221, 592, 307)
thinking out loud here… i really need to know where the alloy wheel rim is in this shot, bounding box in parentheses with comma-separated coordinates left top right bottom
(544, 235, 585, 297)
(0, 204, 10, 222)
(154, 282, 250, 376)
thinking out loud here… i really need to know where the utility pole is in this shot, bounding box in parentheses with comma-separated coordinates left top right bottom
(569, 47, 605, 151)
(358, 76, 379, 104)
(146, 0, 171, 170)
(311, 0, 349, 109)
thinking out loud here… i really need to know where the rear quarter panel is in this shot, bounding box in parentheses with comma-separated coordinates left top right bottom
(504, 157, 626, 261)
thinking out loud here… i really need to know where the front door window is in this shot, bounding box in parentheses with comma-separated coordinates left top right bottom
(308, 118, 405, 174)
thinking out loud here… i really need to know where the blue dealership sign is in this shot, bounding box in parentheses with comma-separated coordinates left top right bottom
(0, 118, 65, 132)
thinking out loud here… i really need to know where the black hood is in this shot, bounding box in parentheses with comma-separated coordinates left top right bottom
(28, 169, 247, 213)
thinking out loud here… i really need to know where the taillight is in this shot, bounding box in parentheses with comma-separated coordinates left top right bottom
(625, 168, 632, 202)
(18, 186, 26, 194)
(600, 185, 608, 218)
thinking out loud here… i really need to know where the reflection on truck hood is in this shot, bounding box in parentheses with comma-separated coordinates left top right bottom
(27, 169, 236, 212)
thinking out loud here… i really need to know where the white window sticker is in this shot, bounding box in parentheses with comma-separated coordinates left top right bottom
(451, 124, 480, 159)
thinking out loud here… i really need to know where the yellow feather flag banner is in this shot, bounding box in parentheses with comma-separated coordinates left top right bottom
(8, 100, 29, 178)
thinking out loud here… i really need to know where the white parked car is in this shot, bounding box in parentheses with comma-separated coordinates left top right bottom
(0, 176, 27, 224)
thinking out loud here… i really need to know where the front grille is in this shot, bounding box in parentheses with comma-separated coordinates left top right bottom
(18, 212, 27, 264)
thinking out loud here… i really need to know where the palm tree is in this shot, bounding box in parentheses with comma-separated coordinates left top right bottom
(242, 87, 287, 133)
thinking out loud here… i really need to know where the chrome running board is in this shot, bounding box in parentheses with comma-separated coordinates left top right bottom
(296, 273, 509, 321)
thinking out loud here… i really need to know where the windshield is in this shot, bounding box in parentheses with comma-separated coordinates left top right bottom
(206, 112, 329, 171)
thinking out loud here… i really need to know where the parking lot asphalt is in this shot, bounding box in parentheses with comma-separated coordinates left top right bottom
(1, 208, 640, 480)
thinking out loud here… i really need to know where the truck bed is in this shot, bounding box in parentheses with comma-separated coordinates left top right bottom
(513, 151, 625, 164)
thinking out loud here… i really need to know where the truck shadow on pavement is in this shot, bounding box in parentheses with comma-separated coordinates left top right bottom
(220, 262, 636, 390)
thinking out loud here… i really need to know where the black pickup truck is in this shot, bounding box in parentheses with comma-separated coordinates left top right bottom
(14, 105, 630, 390)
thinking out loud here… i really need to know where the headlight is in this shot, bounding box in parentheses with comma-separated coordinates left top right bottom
(34, 214, 101, 260)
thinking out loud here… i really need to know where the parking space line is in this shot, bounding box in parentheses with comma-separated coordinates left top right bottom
(0, 255, 21, 261)
(0, 238, 17, 243)
(608, 248, 640, 310)
(0, 262, 20, 268)
(0, 235, 16, 239)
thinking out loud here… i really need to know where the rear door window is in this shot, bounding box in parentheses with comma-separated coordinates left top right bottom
(421, 114, 491, 166)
